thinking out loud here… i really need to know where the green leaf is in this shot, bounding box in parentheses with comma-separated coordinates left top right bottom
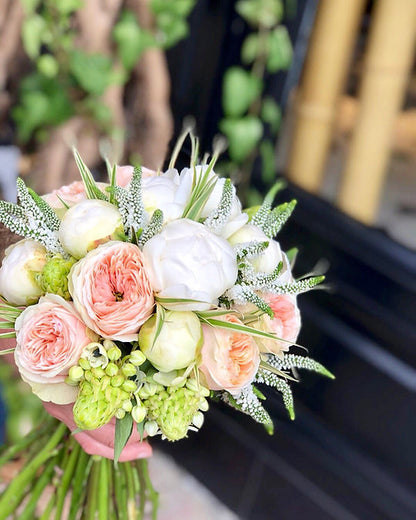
(37, 55, 59, 78)
(261, 97, 282, 134)
(114, 414, 133, 463)
(73, 149, 108, 201)
(69, 50, 113, 96)
(236, 0, 283, 28)
(156, 13, 189, 48)
(113, 11, 155, 71)
(12, 74, 73, 142)
(50, 0, 83, 15)
(136, 421, 145, 440)
(151, 0, 195, 17)
(220, 116, 263, 163)
(222, 67, 263, 118)
(260, 140, 276, 185)
(241, 33, 259, 64)
(267, 26, 293, 73)
(22, 15, 46, 59)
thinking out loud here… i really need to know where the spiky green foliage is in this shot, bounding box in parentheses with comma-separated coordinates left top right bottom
(73, 149, 108, 201)
(263, 200, 297, 238)
(221, 385, 274, 434)
(267, 353, 335, 379)
(250, 181, 285, 229)
(204, 178, 233, 234)
(249, 181, 296, 238)
(0, 178, 65, 255)
(255, 369, 295, 420)
(234, 240, 270, 261)
(138, 209, 164, 248)
(113, 166, 147, 238)
(271, 275, 325, 296)
(227, 284, 273, 317)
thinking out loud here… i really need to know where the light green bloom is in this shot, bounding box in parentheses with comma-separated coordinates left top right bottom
(142, 380, 208, 441)
(73, 377, 119, 430)
(36, 254, 76, 300)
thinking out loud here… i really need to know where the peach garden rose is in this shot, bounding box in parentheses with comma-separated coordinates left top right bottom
(14, 293, 96, 405)
(257, 293, 301, 355)
(200, 314, 260, 395)
(68, 241, 154, 342)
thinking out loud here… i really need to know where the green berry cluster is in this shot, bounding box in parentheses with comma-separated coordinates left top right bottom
(67, 341, 146, 430)
(139, 377, 210, 441)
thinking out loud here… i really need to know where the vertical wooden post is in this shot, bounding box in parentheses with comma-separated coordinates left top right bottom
(338, 0, 416, 224)
(286, 0, 366, 192)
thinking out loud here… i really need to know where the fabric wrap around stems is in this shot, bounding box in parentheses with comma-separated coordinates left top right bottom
(43, 402, 152, 462)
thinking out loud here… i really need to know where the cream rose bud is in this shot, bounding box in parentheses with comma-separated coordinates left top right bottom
(228, 224, 283, 274)
(142, 219, 238, 311)
(0, 239, 47, 305)
(138, 310, 202, 372)
(58, 199, 124, 259)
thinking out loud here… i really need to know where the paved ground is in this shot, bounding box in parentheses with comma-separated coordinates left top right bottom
(149, 450, 240, 520)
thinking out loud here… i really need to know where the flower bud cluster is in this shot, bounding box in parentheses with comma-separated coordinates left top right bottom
(140, 376, 210, 441)
(68, 342, 147, 429)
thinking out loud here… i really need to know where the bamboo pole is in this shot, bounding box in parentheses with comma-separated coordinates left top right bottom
(286, 0, 366, 192)
(337, 0, 416, 224)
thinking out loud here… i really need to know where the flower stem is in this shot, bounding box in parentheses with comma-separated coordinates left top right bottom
(54, 438, 81, 520)
(98, 457, 109, 520)
(113, 463, 127, 520)
(123, 462, 138, 520)
(67, 451, 92, 520)
(138, 459, 159, 520)
(84, 457, 100, 520)
(0, 422, 67, 520)
(18, 454, 59, 520)
(0, 417, 53, 466)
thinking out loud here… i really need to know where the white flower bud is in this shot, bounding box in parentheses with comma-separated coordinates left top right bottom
(132, 403, 147, 423)
(144, 420, 159, 436)
(0, 239, 47, 305)
(138, 310, 202, 372)
(229, 224, 283, 274)
(58, 199, 124, 259)
(192, 411, 204, 429)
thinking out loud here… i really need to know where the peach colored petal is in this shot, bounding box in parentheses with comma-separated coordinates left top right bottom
(69, 242, 154, 341)
(200, 314, 259, 395)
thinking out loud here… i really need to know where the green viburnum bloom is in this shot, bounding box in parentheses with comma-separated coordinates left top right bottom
(36, 254, 77, 299)
(142, 381, 207, 441)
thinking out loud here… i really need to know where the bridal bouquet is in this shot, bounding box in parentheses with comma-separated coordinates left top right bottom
(0, 136, 332, 519)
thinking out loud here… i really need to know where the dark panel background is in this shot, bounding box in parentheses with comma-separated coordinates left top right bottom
(159, 1, 416, 519)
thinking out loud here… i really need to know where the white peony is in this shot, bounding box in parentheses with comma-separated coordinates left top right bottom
(228, 224, 283, 274)
(141, 169, 185, 222)
(142, 218, 238, 311)
(0, 239, 47, 305)
(58, 199, 124, 259)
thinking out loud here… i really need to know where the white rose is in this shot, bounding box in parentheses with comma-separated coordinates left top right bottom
(142, 218, 237, 311)
(138, 310, 202, 372)
(178, 166, 248, 238)
(228, 224, 283, 274)
(58, 199, 124, 259)
(0, 239, 47, 305)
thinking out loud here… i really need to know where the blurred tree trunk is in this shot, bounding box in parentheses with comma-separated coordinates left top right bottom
(0, 0, 173, 195)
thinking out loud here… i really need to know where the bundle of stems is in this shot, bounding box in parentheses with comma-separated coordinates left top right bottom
(0, 416, 158, 520)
